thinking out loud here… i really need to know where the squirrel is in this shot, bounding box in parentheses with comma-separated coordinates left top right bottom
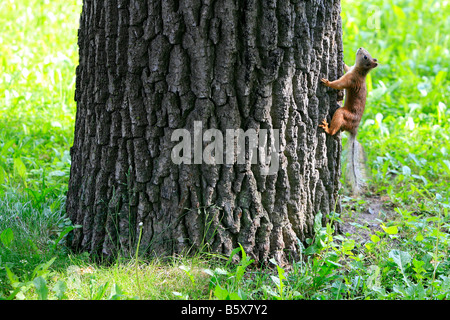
(319, 47, 378, 195)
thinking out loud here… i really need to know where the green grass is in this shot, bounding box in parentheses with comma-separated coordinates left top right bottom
(341, 0, 450, 205)
(1, 0, 450, 300)
(0, 0, 77, 195)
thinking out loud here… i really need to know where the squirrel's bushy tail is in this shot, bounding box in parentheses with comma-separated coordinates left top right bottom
(344, 133, 369, 195)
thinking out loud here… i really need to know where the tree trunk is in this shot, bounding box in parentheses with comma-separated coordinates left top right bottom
(67, 0, 344, 265)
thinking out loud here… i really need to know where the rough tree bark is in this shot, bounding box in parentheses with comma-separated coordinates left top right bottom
(67, 0, 344, 265)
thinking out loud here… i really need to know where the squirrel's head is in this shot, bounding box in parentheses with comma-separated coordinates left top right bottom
(355, 47, 378, 70)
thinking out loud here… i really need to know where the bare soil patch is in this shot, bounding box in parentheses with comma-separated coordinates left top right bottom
(341, 195, 397, 243)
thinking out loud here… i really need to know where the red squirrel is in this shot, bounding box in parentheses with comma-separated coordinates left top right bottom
(320, 47, 378, 135)
(320, 47, 378, 194)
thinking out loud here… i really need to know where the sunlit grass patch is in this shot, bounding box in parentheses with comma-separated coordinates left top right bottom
(0, 0, 80, 194)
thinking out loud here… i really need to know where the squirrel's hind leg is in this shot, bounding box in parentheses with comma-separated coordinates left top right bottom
(325, 108, 345, 136)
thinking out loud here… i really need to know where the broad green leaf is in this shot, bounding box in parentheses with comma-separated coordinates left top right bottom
(402, 165, 411, 176)
(389, 250, 412, 270)
(228, 246, 242, 265)
(412, 259, 425, 274)
(33, 276, 48, 300)
(202, 268, 214, 276)
(381, 224, 398, 235)
(366, 265, 381, 290)
(342, 239, 355, 252)
(31, 257, 56, 279)
(179, 265, 195, 285)
(406, 283, 426, 299)
(371, 235, 380, 243)
(5, 265, 20, 286)
(13, 157, 27, 180)
(276, 265, 286, 282)
(52, 280, 68, 300)
(390, 249, 411, 285)
(235, 265, 246, 283)
(109, 284, 127, 300)
(0, 228, 14, 249)
(271, 275, 281, 287)
(214, 285, 229, 300)
(239, 243, 247, 263)
(313, 212, 323, 234)
(1, 140, 15, 156)
(213, 268, 228, 275)
(228, 292, 242, 300)
(415, 232, 424, 242)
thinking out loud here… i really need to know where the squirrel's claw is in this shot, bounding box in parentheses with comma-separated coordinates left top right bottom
(319, 119, 329, 132)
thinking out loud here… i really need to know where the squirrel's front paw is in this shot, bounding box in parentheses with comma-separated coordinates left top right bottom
(319, 119, 330, 133)
(321, 78, 330, 86)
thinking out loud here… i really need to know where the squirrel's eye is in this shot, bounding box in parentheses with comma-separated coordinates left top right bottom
(364, 56, 367, 59)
